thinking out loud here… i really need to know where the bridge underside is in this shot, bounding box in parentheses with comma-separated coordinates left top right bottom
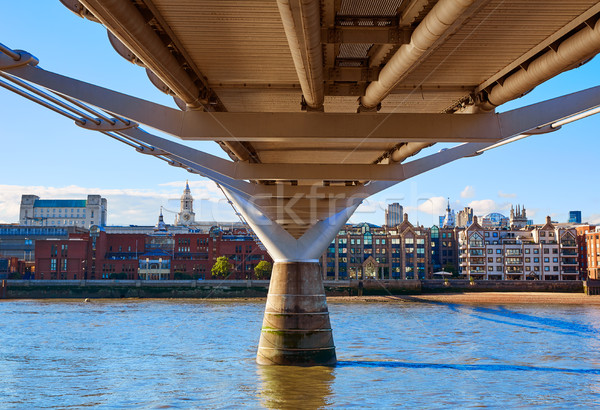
(2, 0, 600, 365)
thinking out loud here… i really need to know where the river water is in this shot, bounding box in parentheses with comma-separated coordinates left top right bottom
(1, 298, 600, 408)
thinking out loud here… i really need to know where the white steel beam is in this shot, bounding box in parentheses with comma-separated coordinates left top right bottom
(223, 187, 360, 262)
(5, 62, 600, 145)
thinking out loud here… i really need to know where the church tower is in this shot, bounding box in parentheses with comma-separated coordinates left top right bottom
(176, 180, 196, 226)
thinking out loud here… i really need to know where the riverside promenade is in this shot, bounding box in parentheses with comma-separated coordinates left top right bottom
(0, 279, 585, 299)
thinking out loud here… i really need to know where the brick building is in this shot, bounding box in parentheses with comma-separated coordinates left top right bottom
(321, 215, 431, 280)
(587, 227, 600, 280)
(35, 223, 271, 280)
(575, 224, 596, 279)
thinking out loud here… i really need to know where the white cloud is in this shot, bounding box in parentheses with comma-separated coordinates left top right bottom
(460, 185, 475, 198)
(498, 191, 517, 198)
(417, 196, 448, 215)
(0, 183, 235, 226)
(588, 214, 600, 224)
(467, 199, 511, 216)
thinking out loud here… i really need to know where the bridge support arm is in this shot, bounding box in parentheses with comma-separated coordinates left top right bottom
(222, 187, 360, 365)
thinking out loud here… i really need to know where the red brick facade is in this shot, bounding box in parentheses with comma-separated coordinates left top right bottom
(34, 228, 271, 280)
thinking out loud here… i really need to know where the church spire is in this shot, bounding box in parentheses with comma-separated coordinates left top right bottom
(155, 207, 167, 231)
(177, 181, 195, 226)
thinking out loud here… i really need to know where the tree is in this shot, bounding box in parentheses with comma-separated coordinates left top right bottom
(444, 262, 459, 277)
(254, 261, 273, 280)
(211, 256, 233, 279)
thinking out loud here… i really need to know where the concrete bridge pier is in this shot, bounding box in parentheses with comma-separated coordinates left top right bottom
(222, 188, 360, 366)
(257, 261, 335, 365)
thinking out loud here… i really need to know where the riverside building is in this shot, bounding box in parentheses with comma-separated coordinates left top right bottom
(430, 226, 459, 273)
(576, 224, 596, 279)
(34, 216, 270, 281)
(587, 227, 600, 280)
(321, 215, 431, 280)
(459, 216, 579, 280)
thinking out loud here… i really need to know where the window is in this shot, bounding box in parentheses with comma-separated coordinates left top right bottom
(525, 249, 530, 254)
(525, 257, 530, 263)
(488, 266, 493, 271)
(61, 259, 68, 270)
(544, 257, 549, 263)
(544, 248, 549, 254)
(553, 257, 558, 263)
(487, 249, 493, 254)
(496, 249, 502, 254)
(534, 257, 539, 263)
(50, 259, 57, 271)
(469, 234, 483, 247)
(544, 266, 550, 271)
(533, 249, 539, 254)
(496, 257, 502, 263)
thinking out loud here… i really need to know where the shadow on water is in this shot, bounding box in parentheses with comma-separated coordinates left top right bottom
(336, 360, 600, 374)
(257, 365, 335, 409)
(390, 295, 600, 338)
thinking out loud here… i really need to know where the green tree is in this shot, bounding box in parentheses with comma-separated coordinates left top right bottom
(211, 256, 233, 279)
(444, 262, 459, 277)
(254, 261, 273, 280)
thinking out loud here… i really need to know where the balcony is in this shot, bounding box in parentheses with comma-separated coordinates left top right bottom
(561, 259, 578, 266)
(561, 241, 577, 248)
(560, 250, 577, 256)
(505, 269, 524, 274)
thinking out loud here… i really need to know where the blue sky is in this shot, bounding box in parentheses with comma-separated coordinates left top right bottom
(1, 2, 599, 227)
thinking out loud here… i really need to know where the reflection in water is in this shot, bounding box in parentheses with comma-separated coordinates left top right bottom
(257, 365, 335, 409)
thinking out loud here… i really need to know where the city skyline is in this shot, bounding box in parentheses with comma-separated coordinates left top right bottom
(1, 3, 599, 227)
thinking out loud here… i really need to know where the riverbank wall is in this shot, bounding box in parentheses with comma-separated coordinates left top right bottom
(0, 279, 584, 299)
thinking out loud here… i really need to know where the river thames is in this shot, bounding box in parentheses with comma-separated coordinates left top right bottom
(1, 298, 600, 408)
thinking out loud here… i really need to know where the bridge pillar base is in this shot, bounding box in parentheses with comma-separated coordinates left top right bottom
(257, 261, 336, 366)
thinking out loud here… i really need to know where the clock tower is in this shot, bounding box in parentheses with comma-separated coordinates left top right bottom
(176, 180, 196, 226)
